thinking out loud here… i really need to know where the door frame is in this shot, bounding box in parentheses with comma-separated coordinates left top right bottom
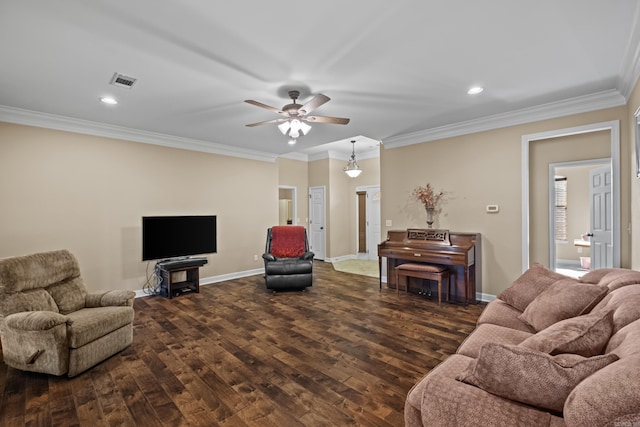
(521, 120, 620, 272)
(548, 158, 610, 270)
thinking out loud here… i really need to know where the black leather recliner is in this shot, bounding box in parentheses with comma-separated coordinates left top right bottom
(262, 226, 314, 291)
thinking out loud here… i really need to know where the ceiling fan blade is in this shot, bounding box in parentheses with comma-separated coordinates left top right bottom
(244, 100, 288, 116)
(304, 115, 350, 125)
(245, 118, 288, 127)
(298, 94, 330, 115)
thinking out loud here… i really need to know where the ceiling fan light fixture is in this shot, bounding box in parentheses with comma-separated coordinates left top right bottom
(344, 140, 362, 178)
(288, 138, 297, 145)
(299, 121, 311, 135)
(278, 119, 311, 138)
(278, 121, 290, 135)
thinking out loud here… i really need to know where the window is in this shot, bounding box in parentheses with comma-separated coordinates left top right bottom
(554, 176, 567, 241)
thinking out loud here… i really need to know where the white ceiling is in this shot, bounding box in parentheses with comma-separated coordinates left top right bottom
(1, 1, 639, 161)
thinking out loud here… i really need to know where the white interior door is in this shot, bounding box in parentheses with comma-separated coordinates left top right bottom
(366, 187, 381, 260)
(589, 166, 613, 269)
(309, 186, 326, 260)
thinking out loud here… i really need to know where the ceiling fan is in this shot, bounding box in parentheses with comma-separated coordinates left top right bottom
(245, 90, 350, 139)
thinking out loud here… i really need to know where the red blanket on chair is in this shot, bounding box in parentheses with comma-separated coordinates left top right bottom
(270, 226, 306, 258)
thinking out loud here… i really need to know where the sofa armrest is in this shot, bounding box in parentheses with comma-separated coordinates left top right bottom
(86, 290, 135, 308)
(4, 311, 69, 331)
(418, 374, 561, 427)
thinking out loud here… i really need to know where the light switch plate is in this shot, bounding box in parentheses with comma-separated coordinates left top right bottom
(385, 219, 393, 226)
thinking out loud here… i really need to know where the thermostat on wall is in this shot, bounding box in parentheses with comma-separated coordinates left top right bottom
(486, 205, 500, 213)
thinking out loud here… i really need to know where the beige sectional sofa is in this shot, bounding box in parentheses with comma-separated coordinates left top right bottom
(405, 264, 640, 427)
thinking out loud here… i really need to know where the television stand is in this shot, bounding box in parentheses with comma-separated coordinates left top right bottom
(157, 258, 207, 298)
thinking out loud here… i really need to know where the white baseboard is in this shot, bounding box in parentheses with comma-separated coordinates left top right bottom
(477, 292, 496, 303)
(326, 254, 357, 263)
(134, 268, 264, 298)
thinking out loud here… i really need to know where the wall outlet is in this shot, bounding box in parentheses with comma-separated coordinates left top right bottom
(385, 219, 393, 226)
(253, 254, 258, 261)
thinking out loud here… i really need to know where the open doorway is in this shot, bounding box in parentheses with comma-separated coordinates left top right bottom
(355, 186, 381, 260)
(550, 159, 610, 277)
(278, 186, 296, 226)
(521, 120, 620, 272)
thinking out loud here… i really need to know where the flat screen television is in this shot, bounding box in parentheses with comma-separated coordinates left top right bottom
(142, 215, 217, 261)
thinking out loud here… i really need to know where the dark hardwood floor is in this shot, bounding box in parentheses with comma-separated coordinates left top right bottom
(0, 261, 485, 427)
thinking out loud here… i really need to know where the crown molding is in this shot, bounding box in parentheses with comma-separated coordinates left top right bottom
(279, 152, 309, 161)
(382, 89, 627, 149)
(618, 2, 640, 99)
(0, 105, 279, 163)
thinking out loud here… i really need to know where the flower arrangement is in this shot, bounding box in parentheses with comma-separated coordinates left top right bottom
(412, 183, 445, 209)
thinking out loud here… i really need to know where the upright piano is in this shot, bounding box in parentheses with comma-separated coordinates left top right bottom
(378, 229, 481, 304)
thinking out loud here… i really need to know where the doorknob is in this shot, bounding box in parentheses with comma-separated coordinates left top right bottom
(586, 233, 594, 237)
(320, 227, 324, 230)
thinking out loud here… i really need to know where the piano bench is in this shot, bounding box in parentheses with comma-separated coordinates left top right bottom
(395, 263, 449, 305)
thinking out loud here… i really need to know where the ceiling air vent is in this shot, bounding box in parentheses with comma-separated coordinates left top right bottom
(109, 72, 137, 89)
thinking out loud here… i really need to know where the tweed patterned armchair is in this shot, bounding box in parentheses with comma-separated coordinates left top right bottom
(0, 249, 135, 377)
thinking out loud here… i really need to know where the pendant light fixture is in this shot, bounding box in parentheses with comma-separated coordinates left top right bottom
(344, 140, 362, 178)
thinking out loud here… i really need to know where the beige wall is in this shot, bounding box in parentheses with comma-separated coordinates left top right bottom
(380, 106, 633, 297)
(0, 122, 278, 293)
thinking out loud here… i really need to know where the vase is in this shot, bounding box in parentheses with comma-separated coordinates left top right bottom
(425, 207, 435, 228)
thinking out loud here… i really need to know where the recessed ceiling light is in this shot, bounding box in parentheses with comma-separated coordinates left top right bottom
(100, 96, 118, 105)
(467, 86, 484, 95)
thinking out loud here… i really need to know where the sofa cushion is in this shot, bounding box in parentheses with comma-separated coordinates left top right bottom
(66, 306, 134, 348)
(592, 285, 640, 334)
(578, 268, 622, 284)
(580, 268, 640, 291)
(476, 299, 534, 332)
(0, 288, 59, 316)
(457, 342, 619, 413)
(497, 263, 569, 311)
(46, 276, 87, 314)
(457, 323, 532, 358)
(564, 354, 640, 427)
(606, 318, 640, 357)
(519, 310, 614, 357)
(518, 279, 608, 332)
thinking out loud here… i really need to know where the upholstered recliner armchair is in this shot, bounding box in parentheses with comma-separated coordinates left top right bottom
(262, 226, 314, 291)
(0, 249, 135, 377)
